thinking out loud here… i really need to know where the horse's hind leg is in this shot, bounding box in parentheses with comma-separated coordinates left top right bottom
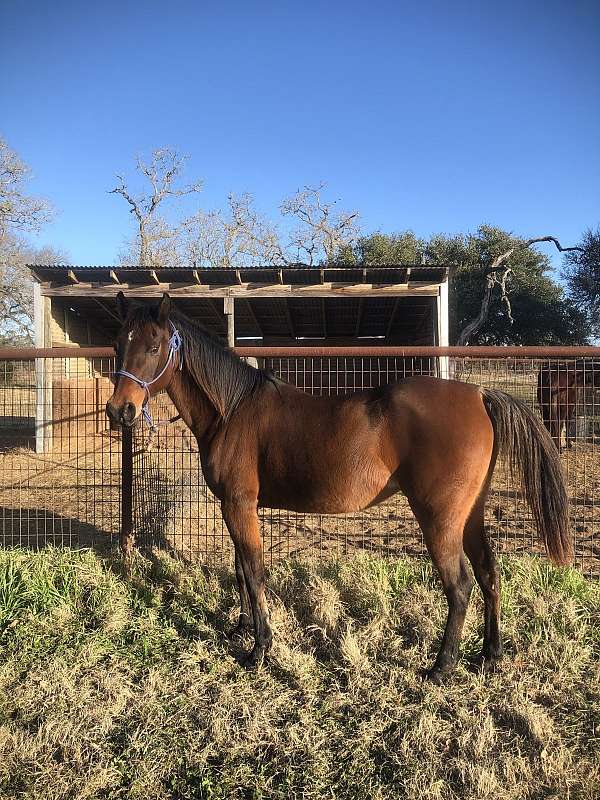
(411, 503, 474, 683)
(222, 495, 272, 667)
(463, 500, 502, 665)
(230, 547, 253, 639)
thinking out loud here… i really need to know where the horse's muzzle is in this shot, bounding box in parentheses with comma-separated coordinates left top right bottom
(106, 400, 137, 427)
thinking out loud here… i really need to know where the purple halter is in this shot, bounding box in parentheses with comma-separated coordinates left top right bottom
(114, 322, 183, 430)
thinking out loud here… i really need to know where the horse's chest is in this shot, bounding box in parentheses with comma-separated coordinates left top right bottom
(197, 438, 255, 501)
(197, 442, 234, 500)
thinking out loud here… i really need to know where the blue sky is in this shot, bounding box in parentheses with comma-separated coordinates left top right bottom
(1, 0, 598, 269)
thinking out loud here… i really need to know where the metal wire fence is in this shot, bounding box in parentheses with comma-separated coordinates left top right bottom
(0, 351, 120, 550)
(0, 347, 599, 576)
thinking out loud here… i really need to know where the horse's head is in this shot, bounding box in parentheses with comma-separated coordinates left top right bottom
(106, 292, 180, 427)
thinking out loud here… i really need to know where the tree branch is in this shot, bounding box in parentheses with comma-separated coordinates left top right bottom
(457, 235, 581, 346)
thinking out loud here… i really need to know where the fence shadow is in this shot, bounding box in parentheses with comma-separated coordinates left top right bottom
(0, 506, 114, 554)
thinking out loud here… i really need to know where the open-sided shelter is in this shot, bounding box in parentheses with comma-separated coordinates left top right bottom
(28, 264, 450, 451)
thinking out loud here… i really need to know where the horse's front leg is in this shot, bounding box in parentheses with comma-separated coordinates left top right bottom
(222, 494, 272, 667)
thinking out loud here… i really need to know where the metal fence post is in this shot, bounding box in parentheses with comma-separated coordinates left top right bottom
(121, 425, 134, 557)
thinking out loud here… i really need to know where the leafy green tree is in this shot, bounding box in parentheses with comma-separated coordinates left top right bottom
(334, 226, 591, 345)
(336, 230, 425, 264)
(561, 227, 600, 336)
(431, 226, 590, 345)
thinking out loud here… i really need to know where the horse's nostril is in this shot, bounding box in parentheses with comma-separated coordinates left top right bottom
(122, 402, 136, 425)
(106, 402, 119, 424)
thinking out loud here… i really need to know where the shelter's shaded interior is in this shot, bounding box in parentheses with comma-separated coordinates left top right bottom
(50, 294, 438, 346)
(35, 265, 446, 349)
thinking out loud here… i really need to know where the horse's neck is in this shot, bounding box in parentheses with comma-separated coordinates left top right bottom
(166, 367, 219, 441)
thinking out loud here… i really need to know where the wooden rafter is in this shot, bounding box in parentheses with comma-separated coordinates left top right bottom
(208, 298, 227, 332)
(385, 297, 402, 339)
(93, 298, 122, 324)
(354, 298, 364, 337)
(283, 299, 296, 339)
(243, 299, 263, 338)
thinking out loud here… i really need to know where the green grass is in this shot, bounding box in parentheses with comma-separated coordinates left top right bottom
(0, 548, 598, 800)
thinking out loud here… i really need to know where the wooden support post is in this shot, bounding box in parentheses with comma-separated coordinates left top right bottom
(120, 424, 134, 559)
(224, 296, 235, 348)
(437, 281, 450, 379)
(34, 284, 53, 453)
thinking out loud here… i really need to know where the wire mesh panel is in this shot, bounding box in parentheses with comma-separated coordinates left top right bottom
(130, 353, 599, 576)
(0, 354, 120, 550)
(0, 349, 598, 576)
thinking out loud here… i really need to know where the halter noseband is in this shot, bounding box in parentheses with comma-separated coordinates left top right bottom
(114, 321, 183, 429)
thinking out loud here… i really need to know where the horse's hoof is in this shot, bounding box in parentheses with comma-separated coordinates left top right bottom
(242, 646, 266, 670)
(480, 653, 503, 672)
(423, 666, 447, 685)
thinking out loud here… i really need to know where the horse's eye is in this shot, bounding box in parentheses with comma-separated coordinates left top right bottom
(150, 345, 160, 355)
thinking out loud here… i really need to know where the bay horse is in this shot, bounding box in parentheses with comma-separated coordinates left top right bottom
(537, 363, 579, 451)
(537, 361, 600, 451)
(106, 293, 572, 683)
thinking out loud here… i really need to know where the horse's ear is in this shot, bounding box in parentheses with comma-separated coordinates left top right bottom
(116, 291, 128, 321)
(158, 292, 171, 323)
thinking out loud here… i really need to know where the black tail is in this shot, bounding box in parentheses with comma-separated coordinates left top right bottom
(482, 388, 572, 566)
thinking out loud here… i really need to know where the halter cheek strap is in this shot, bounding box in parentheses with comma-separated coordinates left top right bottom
(114, 322, 183, 430)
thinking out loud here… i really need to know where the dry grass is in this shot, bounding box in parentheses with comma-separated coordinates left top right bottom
(0, 548, 598, 800)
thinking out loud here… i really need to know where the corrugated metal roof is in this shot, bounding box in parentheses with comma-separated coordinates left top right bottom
(29, 263, 449, 286)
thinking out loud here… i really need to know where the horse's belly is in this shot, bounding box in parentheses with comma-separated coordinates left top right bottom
(258, 462, 397, 514)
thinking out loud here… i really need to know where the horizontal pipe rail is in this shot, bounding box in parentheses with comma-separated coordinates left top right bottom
(0, 347, 115, 359)
(2, 345, 600, 360)
(236, 346, 600, 358)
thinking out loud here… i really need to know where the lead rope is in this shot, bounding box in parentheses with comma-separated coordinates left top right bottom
(114, 322, 183, 451)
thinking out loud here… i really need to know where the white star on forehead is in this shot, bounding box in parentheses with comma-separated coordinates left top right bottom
(127, 331, 134, 342)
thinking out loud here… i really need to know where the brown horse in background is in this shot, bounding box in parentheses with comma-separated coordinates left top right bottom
(537, 361, 600, 451)
(537, 364, 580, 451)
(107, 294, 572, 683)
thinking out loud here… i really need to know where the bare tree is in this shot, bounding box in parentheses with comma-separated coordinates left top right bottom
(113, 159, 359, 269)
(182, 185, 359, 268)
(0, 139, 57, 343)
(457, 236, 583, 346)
(280, 183, 359, 264)
(182, 193, 287, 268)
(118, 217, 183, 268)
(110, 148, 202, 266)
(0, 239, 69, 344)
(0, 138, 52, 238)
